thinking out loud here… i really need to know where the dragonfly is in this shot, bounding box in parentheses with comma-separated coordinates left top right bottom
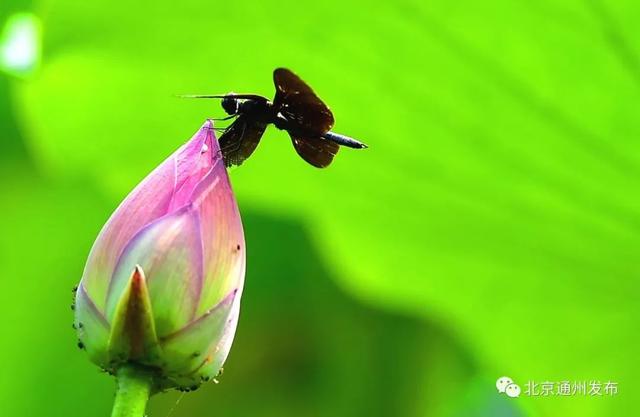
(182, 68, 367, 168)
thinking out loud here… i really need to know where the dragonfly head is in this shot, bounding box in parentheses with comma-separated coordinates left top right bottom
(221, 93, 240, 116)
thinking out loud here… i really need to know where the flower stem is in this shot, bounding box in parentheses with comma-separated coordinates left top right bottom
(111, 365, 154, 417)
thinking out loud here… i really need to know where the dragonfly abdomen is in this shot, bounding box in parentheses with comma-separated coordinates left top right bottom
(322, 131, 368, 149)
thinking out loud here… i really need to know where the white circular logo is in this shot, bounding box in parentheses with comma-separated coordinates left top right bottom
(496, 376, 513, 393)
(505, 383, 521, 398)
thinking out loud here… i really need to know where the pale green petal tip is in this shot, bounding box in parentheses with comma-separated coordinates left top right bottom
(155, 289, 239, 390)
(75, 285, 110, 365)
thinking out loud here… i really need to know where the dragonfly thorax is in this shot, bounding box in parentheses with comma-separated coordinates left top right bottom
(221, 93, 274, 123)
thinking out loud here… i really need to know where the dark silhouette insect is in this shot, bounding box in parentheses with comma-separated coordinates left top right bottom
(182, 68, 367, 168)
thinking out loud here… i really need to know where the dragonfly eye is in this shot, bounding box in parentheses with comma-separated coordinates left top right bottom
(221, 94, 239, 115)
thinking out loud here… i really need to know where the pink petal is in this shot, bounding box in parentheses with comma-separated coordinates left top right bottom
(105, 206, 204, 337)
(81, 121, 216, 311)
(188, 156, 246, 316)
(195, 288, 242, 380)
(168, 124, 216, 211)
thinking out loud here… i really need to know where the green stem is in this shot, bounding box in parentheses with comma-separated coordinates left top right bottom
(110, 365, 154, 417)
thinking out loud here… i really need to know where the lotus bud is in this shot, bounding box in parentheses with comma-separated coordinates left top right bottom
(73, 121, 245, 390)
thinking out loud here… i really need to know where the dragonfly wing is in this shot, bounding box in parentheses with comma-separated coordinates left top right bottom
(273, 68, 334, 135)
(219, 115, 268, 167)
(289, 133, 339, 168)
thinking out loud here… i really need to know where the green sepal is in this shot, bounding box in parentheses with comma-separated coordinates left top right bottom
(108, 265, 162, 366)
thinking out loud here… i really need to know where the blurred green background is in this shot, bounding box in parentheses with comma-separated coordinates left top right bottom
(1, 0, 638, 416)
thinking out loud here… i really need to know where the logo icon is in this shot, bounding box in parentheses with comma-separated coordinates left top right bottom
(497, 376, 521, 398)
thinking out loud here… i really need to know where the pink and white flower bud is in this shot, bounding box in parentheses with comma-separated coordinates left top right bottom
(74, 121, 245, 390)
